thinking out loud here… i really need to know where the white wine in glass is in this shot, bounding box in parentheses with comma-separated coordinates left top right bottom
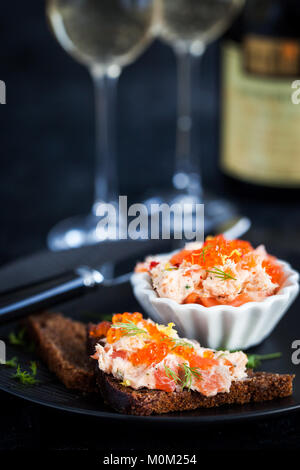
(148, 0, 245, 230)
(158, 0, 243, 48)
(46, 0, 156, 250)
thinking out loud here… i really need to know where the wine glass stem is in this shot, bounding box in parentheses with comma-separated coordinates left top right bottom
(90, 68, 120, 212)
(174, 48, 204, 197)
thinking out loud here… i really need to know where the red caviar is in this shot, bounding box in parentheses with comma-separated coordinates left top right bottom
(106, 312, 144, 344)
(106, 328, 124, 344)
(112, 312, 143, 325)
(143, 321, 165, 341)
(170, 235, 253, 269)
(89, 321, 111, 338)
(174, 346, 218, 370)
(262, 256, 284, 285)
(130, 341, 169, 366)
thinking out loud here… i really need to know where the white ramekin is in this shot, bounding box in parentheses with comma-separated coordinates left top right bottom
(131, 259, 299, 350)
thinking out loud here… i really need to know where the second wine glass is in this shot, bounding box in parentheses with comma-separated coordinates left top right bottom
(46, 0, 156, 250)
(145, 0, 245, 232)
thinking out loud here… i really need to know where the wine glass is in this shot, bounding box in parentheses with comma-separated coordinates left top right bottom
(46, 0, 156, 251)
(145, 0, 245, 232)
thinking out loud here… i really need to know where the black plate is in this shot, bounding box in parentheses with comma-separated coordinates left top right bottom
(0, 243, 299, 423)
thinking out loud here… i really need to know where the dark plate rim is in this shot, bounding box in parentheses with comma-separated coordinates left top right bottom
(1, 383, 299, 423)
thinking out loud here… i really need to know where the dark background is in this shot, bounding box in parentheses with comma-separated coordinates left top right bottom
(0, 0, 220, 263)
(1, 0, 300, 454)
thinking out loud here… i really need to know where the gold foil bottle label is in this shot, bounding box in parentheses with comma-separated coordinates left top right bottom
(221, 41, 300, 187)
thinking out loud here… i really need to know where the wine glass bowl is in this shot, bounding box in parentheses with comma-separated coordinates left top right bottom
(46, 0, 157, 251)
(143, 0, 245, 229)
(47, 0, 155, 73)
(157, 0, 244, 53)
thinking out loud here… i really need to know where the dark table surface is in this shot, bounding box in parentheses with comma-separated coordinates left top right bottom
(1, 208, 300, 454)
(1, 1, 300, 455)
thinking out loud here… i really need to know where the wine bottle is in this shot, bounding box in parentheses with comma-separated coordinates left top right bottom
(221, 0, 300, 198)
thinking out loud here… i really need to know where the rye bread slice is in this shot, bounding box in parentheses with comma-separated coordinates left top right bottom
(87, 323, 294, 416)
(26, 312, 96, 393)
(96, 370, 294, 416)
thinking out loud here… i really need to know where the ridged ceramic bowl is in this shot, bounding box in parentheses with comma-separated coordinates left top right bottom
(131, 259, 299, 350)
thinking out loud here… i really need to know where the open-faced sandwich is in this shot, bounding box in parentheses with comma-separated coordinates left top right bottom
(26, 311, 294, 416)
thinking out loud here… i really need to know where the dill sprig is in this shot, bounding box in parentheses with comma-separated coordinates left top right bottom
(181, 364, 202, 390)
(247, 352, 282, 369)
(112, 321, 148, 337)
(163, 363, 202, 391)
(198, 244, 214, 264)
(200, 246, 209, 263)
(169, 338, 194, 350)
(190, 249, 206, 266)
(12, 361, 39, 386)
(1, 356, 18, 368)
(30, 361, 38, 376)
(206, 267, 236, 281)
(159, 336, 194, 350)
(9, 329, 27, 347)
(164, 365, 182, 384)
(8, 328, 35, 352)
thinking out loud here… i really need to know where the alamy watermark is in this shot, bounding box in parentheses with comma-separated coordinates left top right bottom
(291, 80, 300, 104)
(291, 340, 300, 365)
(93, 196, 204, 242)
(0, 340, 6, 364)
(0, 80, 6, 104)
